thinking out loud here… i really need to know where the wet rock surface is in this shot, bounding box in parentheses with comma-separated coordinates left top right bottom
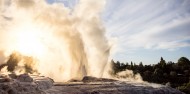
(0, 75, 185, 94)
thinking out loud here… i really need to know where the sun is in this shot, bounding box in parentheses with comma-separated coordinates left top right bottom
(13, 23, 46, 58)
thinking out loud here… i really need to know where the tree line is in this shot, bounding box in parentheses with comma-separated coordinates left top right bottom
(111, 57, 190, 94)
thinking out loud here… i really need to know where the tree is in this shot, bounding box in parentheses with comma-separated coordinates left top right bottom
(154, 68, 163, 76)
(177, 57, 190, 72)
(138, 62, 144, 72)
(130, 61, 134, 69)
(160, 57, 166, 69)
(143, 70, 152, 81)
(170, 71, 177, 77)
(109, 57, 190, 93)
(131, 61, 133, 66)
(177, 57, 190, 66)
(139, 62, 143, 67)
(153, 68, 164, 83)
(177, 81, 190, 94)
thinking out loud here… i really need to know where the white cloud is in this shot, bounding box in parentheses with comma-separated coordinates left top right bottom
(103, 0, 190, 52)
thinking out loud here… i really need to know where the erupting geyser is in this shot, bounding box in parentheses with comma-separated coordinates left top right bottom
(0, 0, 110, 81)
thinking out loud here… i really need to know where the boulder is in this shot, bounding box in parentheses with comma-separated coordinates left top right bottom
(82, 76, 117, 83)
(0, 74, 53, 94)
(17, 74, 33, 82)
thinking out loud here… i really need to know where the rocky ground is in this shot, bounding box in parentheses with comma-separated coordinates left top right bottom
(0, 74, 185, 94)
(0, 73, 53, 94)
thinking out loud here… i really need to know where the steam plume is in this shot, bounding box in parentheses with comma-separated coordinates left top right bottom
(0, 0, 109, 81)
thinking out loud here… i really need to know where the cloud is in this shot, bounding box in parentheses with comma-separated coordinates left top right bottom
(103, 0, 190, 52)
(46, 0, 78, 8)
(125, 17, 190, 49)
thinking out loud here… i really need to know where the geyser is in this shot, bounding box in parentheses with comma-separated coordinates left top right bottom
(0, 0, 110, 81)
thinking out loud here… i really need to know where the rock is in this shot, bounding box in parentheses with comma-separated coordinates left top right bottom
(68, 79, 81, 82)
(1, 84, 11, 91)
(82, 76, 98, 82)
(7, 88, 17, 94)
(0, 90, 6, 94)
(49, 76, 184, 94)
(17, 74, 33, 82)
(8, 73, 17, 79)
(0, 77, 11, 83)
(165, 82, 171, 87)
(0, 74, 185, 94)
(0, 74, 11, 83)
(82, 76, 117, 83)
(0, 74, 53, 94)
(35, 78, 54, 90)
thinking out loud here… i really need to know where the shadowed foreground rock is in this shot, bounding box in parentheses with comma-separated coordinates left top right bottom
(0, 75, 184, 94)
(0, 74, 53, 94)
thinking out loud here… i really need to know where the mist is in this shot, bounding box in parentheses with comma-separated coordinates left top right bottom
(0, 0, 110, 82)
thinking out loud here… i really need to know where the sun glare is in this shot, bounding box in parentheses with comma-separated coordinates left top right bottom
(14, 23, 46, 58)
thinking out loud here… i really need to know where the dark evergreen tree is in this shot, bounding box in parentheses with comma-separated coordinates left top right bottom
(160, 57, 166, 69)
(178, 57, 190, 66)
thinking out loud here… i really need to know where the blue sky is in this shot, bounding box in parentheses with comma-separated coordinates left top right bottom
(47, 0, 190, 65)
